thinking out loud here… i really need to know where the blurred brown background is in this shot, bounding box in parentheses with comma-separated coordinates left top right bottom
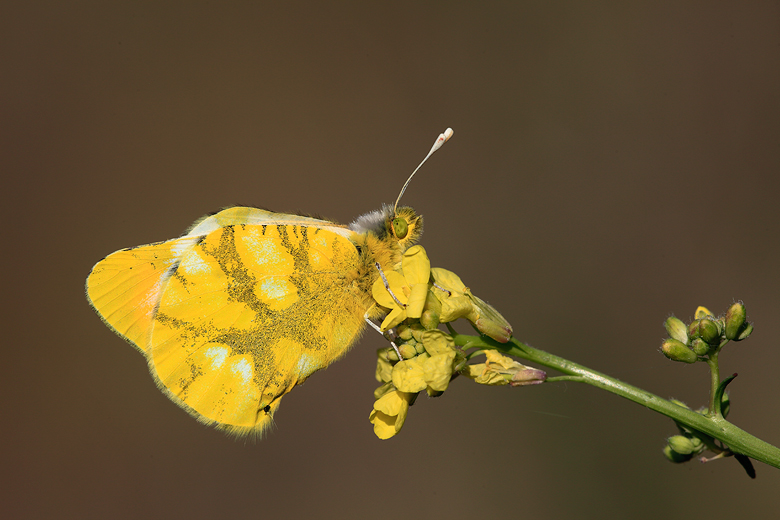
(3, 2, 779, 519)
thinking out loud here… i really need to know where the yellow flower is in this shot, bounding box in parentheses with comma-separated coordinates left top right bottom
(423, 350, 457, 393)
(371, 245, 431, 331)
(366, 250, 527, 439)
(375, 349, 395, 383)
(430, 268, 513, 343)
(419, 329, 455, 356)
(369, 384, 414, 440)
(463, 350, 546, 386)
(392, 357, 429, 393)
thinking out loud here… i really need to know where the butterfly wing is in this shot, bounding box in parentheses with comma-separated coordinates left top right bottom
(88, 207, 371, 436)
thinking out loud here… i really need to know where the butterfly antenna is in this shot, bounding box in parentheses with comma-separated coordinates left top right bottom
(393, 128, 454, 216)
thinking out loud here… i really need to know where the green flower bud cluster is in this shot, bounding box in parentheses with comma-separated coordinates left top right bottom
(660, 303, 752, 363)
(662, 395, 731, 464)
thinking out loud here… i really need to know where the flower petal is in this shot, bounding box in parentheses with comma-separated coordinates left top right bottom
(380, 307, 406, 331)
(369, 409, 398, 440)
(374, 389, 406, 415)
(420, 330, 456, 355)
(406, 283, 429, 318)
(431, 267, 466, 293)
(392, 359, 428, 393)
(372, 271, 409, 308)
(423, 352, 456, 392)
(402, 245, 431, 285)
(375, 352, 394, 383)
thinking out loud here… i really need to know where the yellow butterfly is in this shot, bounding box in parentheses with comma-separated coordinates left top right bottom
(86, 129, 453, 436)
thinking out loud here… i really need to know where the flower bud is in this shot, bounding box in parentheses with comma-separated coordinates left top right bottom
(667, 435, 697, 455)
(737, 322, 753, 341)
(509, 367, 547, 386)
(474, 314, 513, 343)
(409, 323, 426, 342)
(724, 302, 747, 340)
(663, 445, 693, 463)
(398, 342, 418, 360)
(661, 339, 698, 363)
(664, 316, 689, 344)
(396, 324, 414, 341)
(691, 338, 710, 356)
(687, 319, 701, 340)
(699, 319, 721, 345)
(715, 318, 724, 336)
(430, 268, 513, 342)
(688, 318, 720, 345)
(420, 291, 442, 330)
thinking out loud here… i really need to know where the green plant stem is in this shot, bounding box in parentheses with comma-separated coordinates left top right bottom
(707, 353, 720, 418)
(453, 333, 780, 470)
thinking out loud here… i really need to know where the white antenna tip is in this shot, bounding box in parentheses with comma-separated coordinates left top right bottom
(430, 127, 454, 154)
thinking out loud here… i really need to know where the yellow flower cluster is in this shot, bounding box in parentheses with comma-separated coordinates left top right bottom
(370, 327, 464, 439)
(368, 245, 543, 439)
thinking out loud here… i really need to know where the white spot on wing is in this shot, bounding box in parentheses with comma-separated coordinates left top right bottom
(204, 346, 229, 370)
(240, 234, 280, 268)
(260, 279, 288, 300)
(231, 357, 253, 385)
(179, 249, 211, 275)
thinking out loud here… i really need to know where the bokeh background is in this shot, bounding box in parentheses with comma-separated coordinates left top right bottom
(3, 2, 779, 518)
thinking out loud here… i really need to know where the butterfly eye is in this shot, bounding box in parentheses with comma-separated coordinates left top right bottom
(392, 217, 408, 239)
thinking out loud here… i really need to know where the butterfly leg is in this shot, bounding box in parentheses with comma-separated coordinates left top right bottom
(364, 313, 404, 361)
(374, 262, 406, 308)
(432, 281, 451, 295)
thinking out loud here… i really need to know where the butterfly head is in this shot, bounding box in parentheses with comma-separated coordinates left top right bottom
(348, 204, 422, 253)
(390, 205, 423, 249)
(350, 127, 451, 254)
